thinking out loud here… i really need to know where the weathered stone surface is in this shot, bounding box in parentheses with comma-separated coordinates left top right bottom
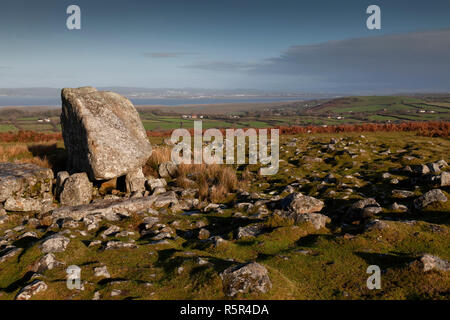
(55, 171, 69, 199)
(152, 191, 179, 208)
(33, 253, 63, 273)
(60, 87, 152, 180)
(0, 162, 53, 202)
(439, 172, 450, 187)
(52, 193, 178, 221)
(40, 234, 70, 253)
(4, 197, 43, 212)
(220, 262, 272, 297)
(0, 246, 22, 263)
(418, 254, 450, 272)
(125, 167, 146, 193)
(364, 219, 389, 231)
(158, 161, 177, 178)
(345, 198, 381, 221)
(15, 280, 48, 300)
(414, 189, 447, 210)
(296, 213, 330, 230)
(105, 241, 137, 250)
(280, 193, 324, 214)
(236, 223, 265, 239)
(392, 189, 415, 198)
(60, 172, 93, 206)
(195, 228, 209, 240)
(146, 178, 167, 191)
(390, 202, 408, 212)
(94, 265, 111, 278)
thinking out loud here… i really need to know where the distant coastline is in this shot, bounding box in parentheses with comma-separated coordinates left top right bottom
(0, 96, 308, 108)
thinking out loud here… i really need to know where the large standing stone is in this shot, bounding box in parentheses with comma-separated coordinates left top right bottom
(0, 163, 53, 202)
(59, 172, 93, 206)
(60, 87, 152, 180)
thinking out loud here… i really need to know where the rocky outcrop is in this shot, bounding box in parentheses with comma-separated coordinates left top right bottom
(60, 87, 152, 180)
(0, 162, 53, 202)
(52, 192, 179, 222)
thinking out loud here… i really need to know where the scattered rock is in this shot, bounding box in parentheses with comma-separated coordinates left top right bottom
(220, 262, 272, 297)
(438, 172, 450, 187)
(40, 234, 70, 253)
(0, 246, 22, 263)
(105, 241, 137, 250)
(4, 197, 43, 212)
(125, 167, 146, 193)
(33, 253, 62, 273)
(94, 265, 111, 278)
(364, 219, 389, 231)
(0, 162, 53, 202)
(418, 254, 450, 272)
(152, 191, 179, 208)
(392, 189, 415, 198)
(236, 223, 265, 239)
(414, 189, 447, 210)
(389, 202, 408, 212)
(345, 198, 381, 221)
(295, 213, 330, 230)
(15, 280, 48, 300)
(281, 193, 324, 214)
(60, 172, 93, 206)
(146, 178, 167, 191)
(198, 228, 211, 240)
(52, 195, 171, 221)
(158, 161, 177, 178)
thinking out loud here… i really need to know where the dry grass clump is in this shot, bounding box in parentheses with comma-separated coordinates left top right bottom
(143, 146, 172, 177)
(177, 163, 240, 202)
(0, 144, 29, 161)
(145, 146, 242, 202)
(0, 131, 62, 143)
(0, 141, 60, 169)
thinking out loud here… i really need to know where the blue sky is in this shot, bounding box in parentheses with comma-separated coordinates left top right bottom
(1, 0, 450, 93)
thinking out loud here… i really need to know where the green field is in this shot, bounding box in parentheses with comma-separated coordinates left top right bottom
(0, 95, 449, 133)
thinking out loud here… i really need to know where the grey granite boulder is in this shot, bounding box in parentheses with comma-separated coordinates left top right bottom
(414, 189, 447, 210)
(220, 262, 272, 297)
(59, 172, 93, 206)
(281, 193, 324, 214)
(4, 197, 43, 212)
(60, 87, 152, 180)
(0, 162, 53, 202)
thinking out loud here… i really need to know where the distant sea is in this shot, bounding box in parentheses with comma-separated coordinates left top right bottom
(0, 96, 305, 108)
